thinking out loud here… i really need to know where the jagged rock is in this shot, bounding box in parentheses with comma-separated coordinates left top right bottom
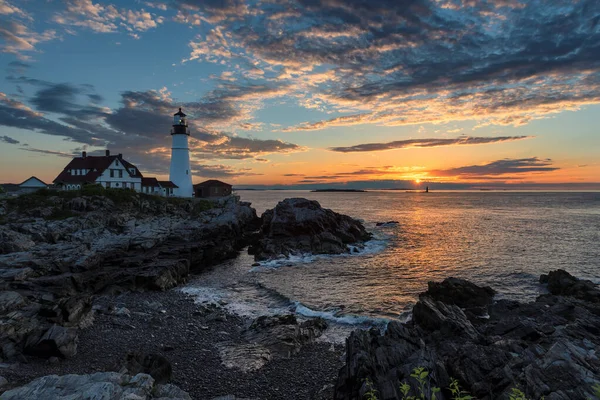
(376, 221, 399, 226)
(219, 343, 273, 372)
(218, 315, 328, 373)
(24, 324, 79, 359)
(541, 269, 600, 303)
(0, 372, 191, 400)
(0, 291, 25, 314)
(0, 229, 35, 254)
(122, 352, 173, 384)
(335, 273, 600, 400)
(243, 314, 328, 357)
(250, 198, 371, 261)
(0, 194, 260, 361)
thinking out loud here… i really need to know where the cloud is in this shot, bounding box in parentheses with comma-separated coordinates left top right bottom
(0, 75, 305, 175)
(329, 135, 532, 153)
(18, 147, 75, 157)
(0, 19, 57, 58)
(6, 60, 30, 74)
(173, 0, 600, 130)
(0, 135, 19, 144)
(430, 157, 559, 178)
(53, 0, 164, 36)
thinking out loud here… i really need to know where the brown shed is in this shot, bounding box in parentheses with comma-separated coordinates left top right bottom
(194, 180, 232, 198)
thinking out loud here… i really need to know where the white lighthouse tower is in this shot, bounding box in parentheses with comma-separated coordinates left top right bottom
(169, 108, 193, 197)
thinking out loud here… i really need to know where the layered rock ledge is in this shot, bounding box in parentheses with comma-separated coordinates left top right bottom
(249, 198, 372, 261)
(1, 372, 191, 400)
(0, 190, 260, 362)
(334, 270, 600, 400)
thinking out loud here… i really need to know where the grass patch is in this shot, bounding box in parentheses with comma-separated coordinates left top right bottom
(46, 208, 77, 221)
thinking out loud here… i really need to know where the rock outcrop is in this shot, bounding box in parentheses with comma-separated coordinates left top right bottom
(249, 198, 371, 261)
(219, 314, 328, 373)
(0, 192, 260, 362)
(0, 372, 191, 400)
(334, 270, 600, 400)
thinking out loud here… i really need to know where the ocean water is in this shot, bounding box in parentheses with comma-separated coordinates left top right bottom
(182, 190, 600, 340)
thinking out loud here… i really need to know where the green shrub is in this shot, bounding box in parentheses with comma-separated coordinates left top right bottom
(80, 184, 106, 196)
(364, 378, 378, 400)
(46, 208, 77, 221)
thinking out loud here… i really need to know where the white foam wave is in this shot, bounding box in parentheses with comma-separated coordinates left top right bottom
(294, 302, 389, 327)
(250, 233, 390, 271)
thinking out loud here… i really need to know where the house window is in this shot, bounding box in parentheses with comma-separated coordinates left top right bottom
(186, 170, 189, 175)
(106, 182, 111, 188)
(118, 170, 123, 178)
(130, 168, 135, 175)
(76, 185, 81, 190)
(116, 183, 119, 187)
(115, 160, 119, 166)
(110, 169, 114, 178)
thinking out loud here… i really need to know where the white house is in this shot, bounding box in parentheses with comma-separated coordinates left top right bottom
(19, 176, 48, 192)
(53, 150, 144, 191)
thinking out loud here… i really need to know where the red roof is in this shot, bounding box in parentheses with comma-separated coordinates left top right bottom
(53, 155, 142, 184)
(194, 179, 231, 188)
(141, 177, 160, 187)
(158, 180, 178, 188)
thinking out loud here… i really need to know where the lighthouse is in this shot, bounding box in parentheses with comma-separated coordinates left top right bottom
(169, 108, 193, 197)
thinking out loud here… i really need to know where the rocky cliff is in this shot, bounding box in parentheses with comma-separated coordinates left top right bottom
(0, 190, 260, 362)
(334, 270, 600, 400)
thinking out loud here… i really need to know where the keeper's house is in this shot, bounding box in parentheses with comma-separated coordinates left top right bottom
(53, 150, 143, 191)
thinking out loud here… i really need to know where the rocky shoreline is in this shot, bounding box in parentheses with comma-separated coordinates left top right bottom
(2, 190, 599, 400)
(0, 191, 369, 399)
(334, 270, 600, 400)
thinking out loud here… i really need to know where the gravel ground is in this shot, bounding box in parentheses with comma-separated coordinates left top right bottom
(1, 289, 345, 400)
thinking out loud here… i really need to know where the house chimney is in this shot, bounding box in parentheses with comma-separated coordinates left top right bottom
(105, 149, 110, 156)
(82, 151, 87, 158)
(118, 153, 123, 159)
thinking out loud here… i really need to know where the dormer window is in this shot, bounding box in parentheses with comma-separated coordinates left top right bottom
(130, 168, 136, 175)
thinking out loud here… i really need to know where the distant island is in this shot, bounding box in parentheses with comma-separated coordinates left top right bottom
(310, 189, 367, 193)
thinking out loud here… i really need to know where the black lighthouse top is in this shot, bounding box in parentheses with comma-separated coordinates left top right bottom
(172, 108, 190, 136)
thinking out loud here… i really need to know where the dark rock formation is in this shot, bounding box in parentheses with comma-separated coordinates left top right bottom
(376, 221, 399, 226)
(540, 269, 600, 303)
(219, 314, 328, 373)
(335, 272, 600, 400)
(249, 198, 371, 261)
(0, 372, 191, 400)
(0, 193, 260, 362)
(243, 314, 328, 357)
(122, 352, 173, 384)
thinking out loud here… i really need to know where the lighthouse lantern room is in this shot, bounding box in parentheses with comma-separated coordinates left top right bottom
(169, 108, 193, 197)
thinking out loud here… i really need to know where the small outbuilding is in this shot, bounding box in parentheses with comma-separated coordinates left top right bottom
(194, 180, 232, 198)
(19, 176, 48, 192)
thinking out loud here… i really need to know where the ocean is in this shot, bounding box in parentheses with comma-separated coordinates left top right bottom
(181, 190, 600, 341)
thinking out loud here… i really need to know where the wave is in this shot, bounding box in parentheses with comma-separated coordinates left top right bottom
(294, 302, 389, 328)
(251, 231, 390, 271)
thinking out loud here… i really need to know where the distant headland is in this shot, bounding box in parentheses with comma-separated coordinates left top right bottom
(310, 189, 367, 193)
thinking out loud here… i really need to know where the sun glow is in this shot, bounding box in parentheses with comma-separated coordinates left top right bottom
(415, 178, 421, 184)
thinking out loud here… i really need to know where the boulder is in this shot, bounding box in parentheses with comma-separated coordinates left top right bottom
(24, 324, 79, 359)
(541, 269, 600, 303)
(250, 198, 371, 261)
(243, 314, 328, 357)
(334, 272, 600, 400)
(0, 372, 191, 400)
(122, 352, 173, 384)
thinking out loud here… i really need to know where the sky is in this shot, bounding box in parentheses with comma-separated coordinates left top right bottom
(0, 0, 599, 189)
